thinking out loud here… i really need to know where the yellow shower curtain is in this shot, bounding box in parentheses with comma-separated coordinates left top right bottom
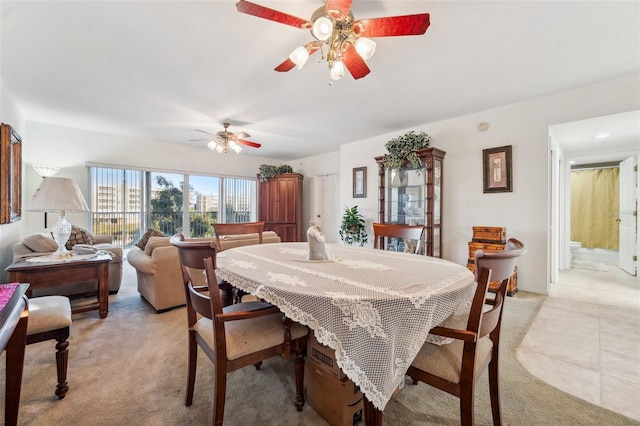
(570, 168, 619, 249)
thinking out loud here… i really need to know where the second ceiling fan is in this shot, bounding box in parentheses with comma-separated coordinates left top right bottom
(236, 0, 430, 81)
(191, 123, 261, 154)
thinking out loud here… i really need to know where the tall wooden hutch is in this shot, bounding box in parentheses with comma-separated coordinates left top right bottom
(374, 147, 445, 257)
(257, 173, 303, 242)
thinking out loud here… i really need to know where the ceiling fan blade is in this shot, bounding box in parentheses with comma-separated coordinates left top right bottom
(236, 0, 310, 29)
(343, 43, 370, 80)
(232, 132, 250, 139)
(275, 58, 296, 72)
(357, 13, 430, 37)
(275, 42, 321, 72)
(236, 139, 261, 148)
(189, 138, 213, 142)
(326, 0, 352, 17)
(194, 128, 216, 136)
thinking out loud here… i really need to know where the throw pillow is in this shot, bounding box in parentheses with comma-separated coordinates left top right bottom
(65, 226, 96, 250)
(136, 229, 166, 250)
(22, 232, 59, 253)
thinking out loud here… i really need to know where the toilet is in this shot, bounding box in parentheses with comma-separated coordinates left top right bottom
(570, 241, 582, 260)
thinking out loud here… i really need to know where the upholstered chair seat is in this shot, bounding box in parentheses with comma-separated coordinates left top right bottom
(194, 302, 308, 360)
(411, 336, 493, 383)
(27, 296, 72, 399)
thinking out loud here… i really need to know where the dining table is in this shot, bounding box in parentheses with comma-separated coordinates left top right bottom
(216, 242, 476, 425)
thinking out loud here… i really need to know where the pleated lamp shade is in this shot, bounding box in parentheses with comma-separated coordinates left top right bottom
(30, 177, 89, 213)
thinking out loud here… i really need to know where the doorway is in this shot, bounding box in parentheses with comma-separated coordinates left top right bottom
(549, 110, 640, 285)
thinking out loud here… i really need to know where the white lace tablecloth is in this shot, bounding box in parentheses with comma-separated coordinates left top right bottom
(216, 243, 475, 410)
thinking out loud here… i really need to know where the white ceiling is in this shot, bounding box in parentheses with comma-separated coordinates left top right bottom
(1, 1, 639, 160)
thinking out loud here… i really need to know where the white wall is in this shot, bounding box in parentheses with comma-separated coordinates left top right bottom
(336, 73, 640, 295)
(291, 150, 341, 240)
(0, 80, 27, 281)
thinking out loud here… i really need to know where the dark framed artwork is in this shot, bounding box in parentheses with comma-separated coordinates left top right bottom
(483, 145, 512, 193)
(0, 123, 22, 224)
(353, 166, 367, 198)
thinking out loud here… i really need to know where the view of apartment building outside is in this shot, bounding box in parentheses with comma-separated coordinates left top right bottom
(89, 166, 256, 249)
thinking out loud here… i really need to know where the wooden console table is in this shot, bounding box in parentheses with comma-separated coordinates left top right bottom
(6, 253, 111, 318)
(1, 283, 29, 426)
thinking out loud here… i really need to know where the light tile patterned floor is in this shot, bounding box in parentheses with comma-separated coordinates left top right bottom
(517, 264, 640, 422)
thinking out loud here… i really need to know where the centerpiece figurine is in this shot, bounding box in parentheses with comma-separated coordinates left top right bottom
(306, 221, 328, 261)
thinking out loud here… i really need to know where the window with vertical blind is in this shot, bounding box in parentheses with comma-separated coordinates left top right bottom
(88, 165, 256, 249)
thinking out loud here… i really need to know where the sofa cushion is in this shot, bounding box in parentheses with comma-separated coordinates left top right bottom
(144, 236, 172, 256)
(65, 226, 96, 250)
(22, 232, 58, 253)
(136, 229, 166, 250)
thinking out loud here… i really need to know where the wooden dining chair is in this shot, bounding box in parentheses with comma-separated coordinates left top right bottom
(170, 233, 308, 426)
(406, 238, 526, 425)
(373, 223, 425, 254)
(212, 221, 266, 304)
(212, 221, 265, 251)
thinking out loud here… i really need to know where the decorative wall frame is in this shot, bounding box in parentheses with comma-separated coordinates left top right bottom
(483, 145, 512, 193)
(353, 166, 367, 198)
(0, 123, 22, 224)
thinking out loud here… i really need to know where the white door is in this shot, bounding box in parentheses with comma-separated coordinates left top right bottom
(314, 174, 339, 243)
(619, 156, 637, 276)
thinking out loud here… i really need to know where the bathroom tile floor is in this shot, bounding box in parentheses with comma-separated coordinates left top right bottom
(517, 264, 640, 422)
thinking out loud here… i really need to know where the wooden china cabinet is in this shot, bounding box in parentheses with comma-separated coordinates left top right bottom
(374, 147, 445, 257)
(257, 173, 303, 242)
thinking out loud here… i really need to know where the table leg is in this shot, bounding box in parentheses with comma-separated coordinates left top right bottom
(5, 308, 28, 426)
(98, 263, 109, 318)
(363, 396, 383, 426)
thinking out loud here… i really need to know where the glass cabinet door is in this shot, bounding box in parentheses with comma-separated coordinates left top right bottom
(375, 147, 446, 258)
(385, 166, 425, 226)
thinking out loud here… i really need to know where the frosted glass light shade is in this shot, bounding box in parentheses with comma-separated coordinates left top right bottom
(330, 61, 345, 80)
(32, 164, 61, 178)
(312, 16, 333, 41)
(289, 46, 310, 69)
(355, 37, 376, 60)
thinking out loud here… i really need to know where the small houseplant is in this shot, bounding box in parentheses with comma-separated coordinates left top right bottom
(258, 164, 294, 182)
(381, 130, 431, 171)
(339, 205, 368, 246)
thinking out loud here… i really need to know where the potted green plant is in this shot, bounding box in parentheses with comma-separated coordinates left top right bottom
(381, 130, 431, 171)
(258, 164, 294, 182)
(339, 205, 368, 247)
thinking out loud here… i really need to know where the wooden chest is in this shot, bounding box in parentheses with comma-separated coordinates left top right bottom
(472, 226, 506, 244)
(468, 241, 506, 261)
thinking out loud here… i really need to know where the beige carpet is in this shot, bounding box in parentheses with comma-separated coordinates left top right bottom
(1, 262, 637, 425)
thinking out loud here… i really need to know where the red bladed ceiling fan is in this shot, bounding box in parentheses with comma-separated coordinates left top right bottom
(191, 123, 261, 154)
(235, 0, 430, 81)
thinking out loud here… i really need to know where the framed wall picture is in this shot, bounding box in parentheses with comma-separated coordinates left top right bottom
(353, 167, 366, 198)
(483, 145, 512, 193)
(0, 123, 22, 224)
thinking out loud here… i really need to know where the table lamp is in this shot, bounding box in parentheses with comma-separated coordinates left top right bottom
(29, 177, 89, 257)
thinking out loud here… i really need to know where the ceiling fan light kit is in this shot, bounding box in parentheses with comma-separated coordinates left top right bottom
(192, 122, 261, 154)
(236, 0, 430, 82)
